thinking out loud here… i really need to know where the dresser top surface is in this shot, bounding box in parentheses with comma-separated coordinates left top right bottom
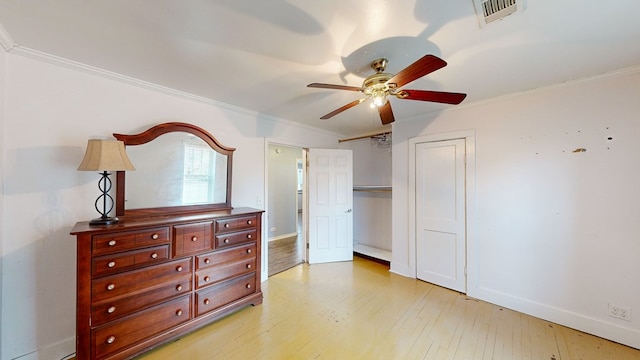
(71, 207, 263, 235)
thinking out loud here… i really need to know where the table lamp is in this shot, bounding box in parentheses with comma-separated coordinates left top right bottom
(78, 139, 135, 225)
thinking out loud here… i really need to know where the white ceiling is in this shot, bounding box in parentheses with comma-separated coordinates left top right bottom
(1, 0, 639, 136)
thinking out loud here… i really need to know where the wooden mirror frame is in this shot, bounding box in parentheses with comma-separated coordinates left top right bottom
(113, 122, 235, 218)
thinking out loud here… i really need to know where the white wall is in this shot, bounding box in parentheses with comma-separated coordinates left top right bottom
(350, 139, 392, 251)
(0, 42, 7, 360)
(0, 52, 340, 360)
(391, 67, 640, 349)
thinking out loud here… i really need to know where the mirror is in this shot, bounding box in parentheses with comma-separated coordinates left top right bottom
(114, 122, 234, 217)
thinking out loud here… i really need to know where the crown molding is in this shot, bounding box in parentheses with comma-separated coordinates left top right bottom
(8, 45, 343, 138)
(0, 20, 16, 52)
(403, 62, 640, 124)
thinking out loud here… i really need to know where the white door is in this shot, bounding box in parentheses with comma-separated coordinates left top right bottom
(415, 139, 466, 292)
(307, 149, 353, 264)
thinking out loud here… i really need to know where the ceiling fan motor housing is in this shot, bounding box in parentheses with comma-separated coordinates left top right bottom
(362, 73, 393, 95)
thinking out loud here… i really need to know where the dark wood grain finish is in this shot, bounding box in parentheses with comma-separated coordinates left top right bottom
(91, 275, 192, 326)
(92, 295, 192, 359)
(92, 258, 191, 303)
(215, 229, 257, 249)
(214, 215, 258, 233)
(378, 101, 395, 125)
(172, 221, 213, 257)
(319, 98, 367, 120)
(71, 208, 263, 360)
(92, 245, 170, 277)
(195, 272, 257, 316)
(196, 243, 256, 270)
(386, 54, 447, 89)
(196, 258, 256, 289)
(92, 227, 169, 256)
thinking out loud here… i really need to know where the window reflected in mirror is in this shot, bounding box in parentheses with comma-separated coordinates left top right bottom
(124, 132, 228, 209)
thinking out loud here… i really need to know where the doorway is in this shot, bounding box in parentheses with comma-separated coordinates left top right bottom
(266, 143, 306, 276)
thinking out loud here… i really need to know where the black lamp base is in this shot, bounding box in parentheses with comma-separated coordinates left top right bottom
(89, 171, 119, 226)
(89, 216, 120, 226)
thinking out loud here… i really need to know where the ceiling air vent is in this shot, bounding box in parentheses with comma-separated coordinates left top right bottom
(473, 0, 523, 27)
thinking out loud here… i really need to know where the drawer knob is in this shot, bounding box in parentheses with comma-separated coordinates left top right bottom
(106, 336, 116, 344)
(247, 234, 252, 239)
(107, 261, 116, 268)
(108, 240, 117, 246)
(152, 233, 159, 240)
(204, 258, 211, 264)
(107, 306, 116, 314)
(246, 264, 252, 269)
(204, 276, 210, 282)
(247, 220, 252, 225)
(247, 249, 252, 254)
(106, 283, 115, 291)
(176, 309, 183, 316)
(191, 236, 198, 242)
(151, 253, 158, 259)
(204, 299, 210, 305)
(246, 284, 252, 289)
(176, 266, 183, 272)
(224, 239, 229, 244)
(224, 223, 230, 228)
(176, 285, 183, 291)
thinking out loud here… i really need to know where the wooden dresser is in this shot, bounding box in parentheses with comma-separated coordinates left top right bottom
(71, 208, 263, 360)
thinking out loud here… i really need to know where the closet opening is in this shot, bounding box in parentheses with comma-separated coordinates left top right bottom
(341, 130, 392, 265)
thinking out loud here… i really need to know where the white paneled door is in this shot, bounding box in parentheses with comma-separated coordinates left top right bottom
(415, 139, 467, 292)
(308, 149, 353, 264)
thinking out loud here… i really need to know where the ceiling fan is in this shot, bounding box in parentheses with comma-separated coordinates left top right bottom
(307, 55, 467, 125)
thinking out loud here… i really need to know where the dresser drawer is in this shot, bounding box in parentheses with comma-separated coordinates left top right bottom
(215, 215, 258, 233)
(196, 258, 256, 289)
(92, 258, 191, 303)
(195, 273, 256, 316)
(92, 295, 191, 359)
(173, 221, 213, 257)
(215, 229, 257, 249)
(92, 245, 170, 277)
(92, 227, 169, 256)
(91, 274, 191, 326)
(196, 243, 256, 270)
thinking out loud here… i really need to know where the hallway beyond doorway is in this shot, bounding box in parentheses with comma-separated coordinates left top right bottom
(268, 212, 303, 276)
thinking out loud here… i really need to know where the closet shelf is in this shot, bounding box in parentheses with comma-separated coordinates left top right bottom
(354, 244, 391, 263)
(353, 185, 392, 192)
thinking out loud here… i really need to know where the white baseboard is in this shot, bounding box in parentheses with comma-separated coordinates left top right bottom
(389, 263, 414, 278)
(13, 337, 75, 360)
(468, 285, 640, 350)
(268, 232, 298, 242)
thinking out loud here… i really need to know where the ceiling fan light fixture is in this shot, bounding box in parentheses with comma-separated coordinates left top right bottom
(363, 73, 392, 109)
(370, 89, 388, 108)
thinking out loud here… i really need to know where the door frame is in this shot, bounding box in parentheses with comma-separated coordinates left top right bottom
(408, 130, 477, 292)
(263, 138, 308, 282)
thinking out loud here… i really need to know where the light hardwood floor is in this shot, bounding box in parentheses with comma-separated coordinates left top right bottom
(138, 257, 640, 359)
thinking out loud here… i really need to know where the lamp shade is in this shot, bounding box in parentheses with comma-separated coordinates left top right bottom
(78, 139, 136, 171)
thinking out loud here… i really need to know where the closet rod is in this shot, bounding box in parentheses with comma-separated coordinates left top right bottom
(353, 185, 392, 192)
(338, 131, 391, 143)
